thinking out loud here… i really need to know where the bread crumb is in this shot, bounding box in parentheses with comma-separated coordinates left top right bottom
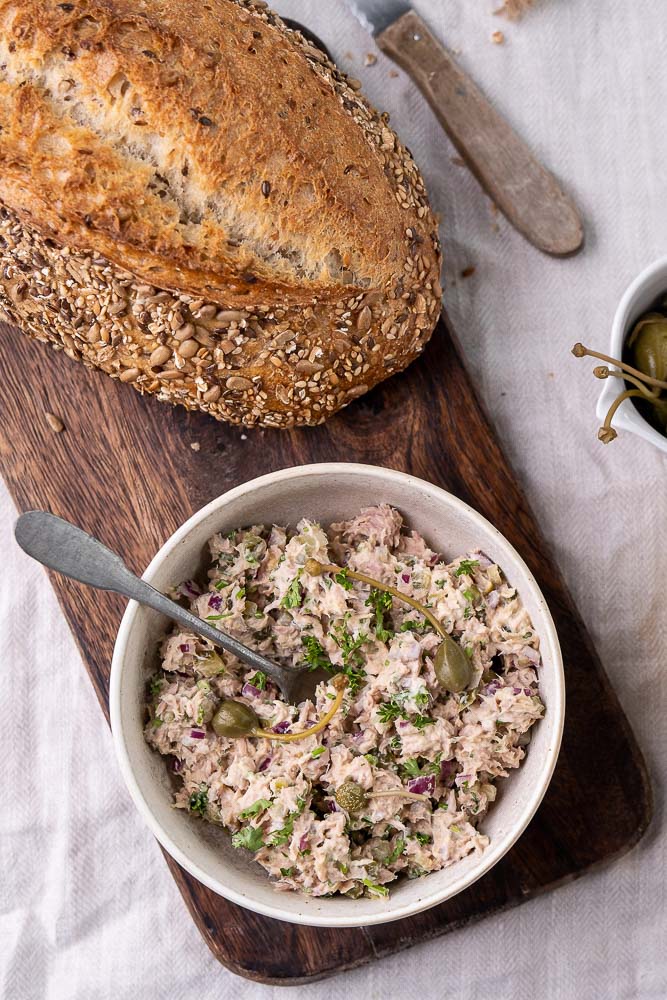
(491, 30, 505, 44)
(494, 0, 533, 19)
(190, 442, 200, 452)
(450, 156, 466, 168)
(460, 266, 476, 279)
(389, 69, 399, 78)
(364, 52, 377, 67)
(45, 412, 64, 433)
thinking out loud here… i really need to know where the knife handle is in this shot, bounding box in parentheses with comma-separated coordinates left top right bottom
(377, 10, 583, 257)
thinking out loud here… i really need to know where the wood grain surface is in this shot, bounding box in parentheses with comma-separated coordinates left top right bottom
(0, 315, 651, 985)
(378, 11, 584, 257)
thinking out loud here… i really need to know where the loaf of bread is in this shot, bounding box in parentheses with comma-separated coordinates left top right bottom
(0, 0, 441, 427)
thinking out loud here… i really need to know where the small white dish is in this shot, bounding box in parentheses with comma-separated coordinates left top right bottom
(110, 463, 565, 928)
(596, 256, 667, 454)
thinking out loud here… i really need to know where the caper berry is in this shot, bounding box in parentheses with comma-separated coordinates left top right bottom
(629, 313, 667, 381)
(434, 636, 473, 693)
(335, 780, 368, 814)
(628, 311, 667, 433)
(211, 699, 260, 738)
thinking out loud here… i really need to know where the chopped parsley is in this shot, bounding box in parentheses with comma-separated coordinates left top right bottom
(462, 587, 479, 604)
(365, 588, 393, 643)
(331, 624, 368, 693)
(386, 837, 406, 864)
(188, 786, 208, 818)
(455, 559, 479, 577)
(400, 757, 439, 779)
(281, 575, 303, 609)
(362, 878, 389, 898)
(399, 618, 429, 633)
(149, 675, 163, 698)
(311, 745, 327, 758)
(248, 670, 267, 691)
(151, 716, 163, 729)
(266, 799, 306, 847)
(377, 695, 407, 725)
(335, 569, 353, 591)
(302, 635, 331, 671)
(231, 825, 265, 852)
(239, 798, 271, 820)
(414, 690, 430, 706)
(412, 714, 435, 730)
(195, 704, 206, 725)
(410, 832, 432, 846)
(280, 867, 295, 877)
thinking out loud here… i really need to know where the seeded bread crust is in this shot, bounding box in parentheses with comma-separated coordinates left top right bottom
(0, 0, 441, 427)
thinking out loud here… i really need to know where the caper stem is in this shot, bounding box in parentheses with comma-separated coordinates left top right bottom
(596, 367, 661, 399)
(599, 388, 646, 444)
(306, 559, 447, 640)
(253, 674, 347, 743)
(367, 789, 429, 803)
(572, 343, 667, 391)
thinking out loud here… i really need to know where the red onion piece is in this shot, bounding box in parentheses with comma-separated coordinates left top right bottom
(272, 720, 291, 734)
(407, 775, 435, 796)
(242, 682, 261, 699)
(298, 834, 309, 851)
(401, 573, 411, 584)
(440, 759, 457, 784)
(258, 757, 272, 772)
(486, 590, 500, 609)
(208, 594, 223, 611)
(179, 580, 202, 599)
(179, 643, 190, 653)
(189, 729, 206, 740)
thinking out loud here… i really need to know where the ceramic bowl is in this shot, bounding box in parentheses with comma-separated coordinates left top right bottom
(110, 463, 564, 927)
(596, 256, 667, 454)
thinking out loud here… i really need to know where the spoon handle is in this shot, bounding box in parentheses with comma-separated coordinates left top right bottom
(14, 511, 284, 679)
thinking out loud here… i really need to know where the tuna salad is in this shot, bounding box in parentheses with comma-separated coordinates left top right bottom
(145, 504, 544, 899)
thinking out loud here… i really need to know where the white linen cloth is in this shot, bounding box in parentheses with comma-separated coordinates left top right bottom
(1, 2, 666, 997)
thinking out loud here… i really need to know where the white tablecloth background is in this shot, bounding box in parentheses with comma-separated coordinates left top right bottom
(2, 2, 666, 997)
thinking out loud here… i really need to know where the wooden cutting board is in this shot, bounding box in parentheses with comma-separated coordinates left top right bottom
(0, 314, 652, 985)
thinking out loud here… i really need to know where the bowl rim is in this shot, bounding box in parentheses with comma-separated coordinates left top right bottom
(596, 254, 667, 454)
(110, 462, 565, 927)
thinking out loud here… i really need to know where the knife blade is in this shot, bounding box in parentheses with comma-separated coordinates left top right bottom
(346, 2, 583, 257)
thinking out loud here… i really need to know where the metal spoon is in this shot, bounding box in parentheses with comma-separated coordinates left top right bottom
(14, 511, 318, 704)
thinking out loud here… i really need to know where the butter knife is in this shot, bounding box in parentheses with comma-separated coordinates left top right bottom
(346, 1, 584, 257)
